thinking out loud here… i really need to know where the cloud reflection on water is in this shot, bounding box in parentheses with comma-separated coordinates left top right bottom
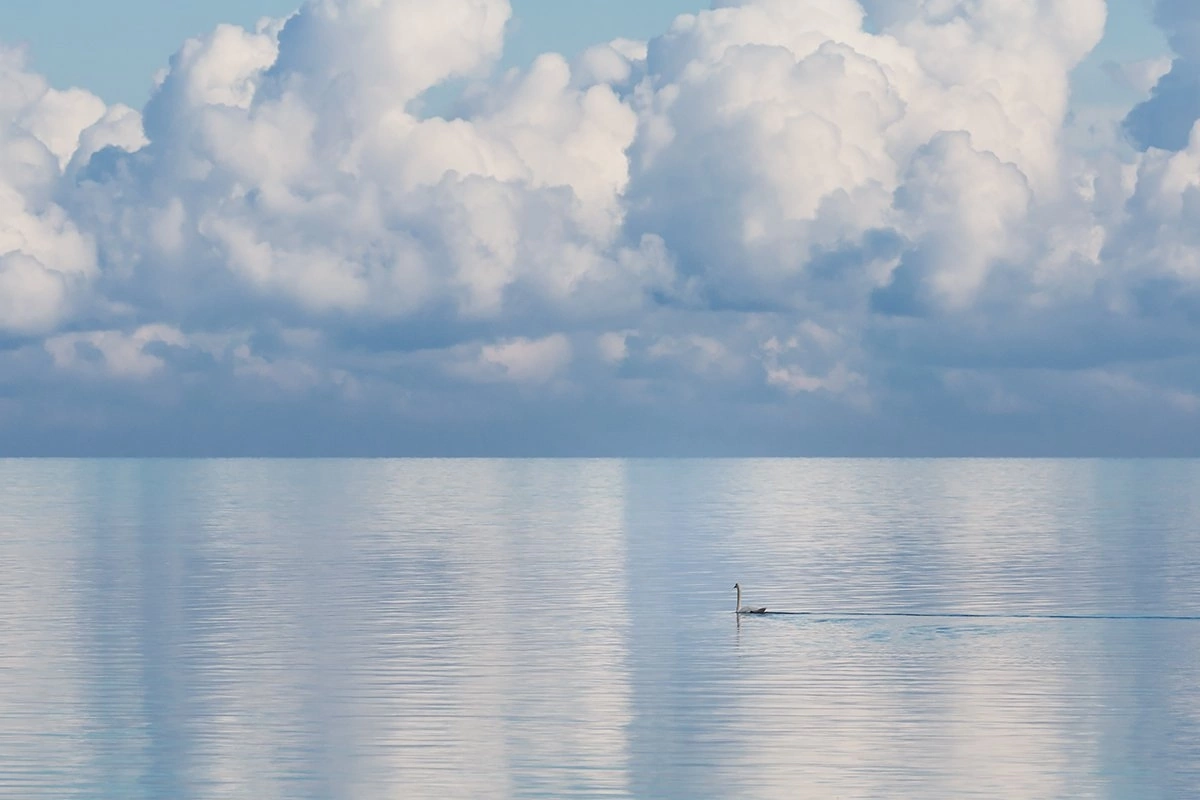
(0, 459, 1198, 798)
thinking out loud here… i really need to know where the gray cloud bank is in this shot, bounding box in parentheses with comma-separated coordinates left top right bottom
(3, 0, 1200, 456)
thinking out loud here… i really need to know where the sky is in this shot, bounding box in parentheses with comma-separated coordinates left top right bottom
(1, 0, 1200, 456)
(0, 0, 1171, 108)
(1, 0, 703, 107)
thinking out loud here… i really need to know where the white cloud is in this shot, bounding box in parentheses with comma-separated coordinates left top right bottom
(0, 47, 117, 334)
(19, 87, 107, 169)
(45, 324, 188, 378)
(0, 253, 71, 334)
(626, 0, 1106, 319)
(483, 334, 572, 383)
(761, 323, 866, 400)
(59, 0, 660, 330)
(5, 0, 1200, 453)
(766, 361, 861, 396)
(597, 331, 631, 364)
(451, 334, 574, 385)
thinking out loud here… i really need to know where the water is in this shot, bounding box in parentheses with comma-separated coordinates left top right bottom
(1, 459, 1198, 799)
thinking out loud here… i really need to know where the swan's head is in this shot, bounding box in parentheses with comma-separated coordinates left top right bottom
(734, 583, 740, 589)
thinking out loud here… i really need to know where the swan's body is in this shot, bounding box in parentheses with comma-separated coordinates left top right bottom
(734, 583, 766, 614)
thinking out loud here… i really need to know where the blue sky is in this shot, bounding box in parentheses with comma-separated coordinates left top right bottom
(0, 0, 1170, 107)
(1, 0, 702, 106)
(3, 0, 1200, 456)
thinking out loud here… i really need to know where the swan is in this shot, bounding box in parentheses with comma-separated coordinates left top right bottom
(734, 583, 766, 614)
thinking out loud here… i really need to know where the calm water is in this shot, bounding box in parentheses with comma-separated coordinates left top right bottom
(1, 459, 1198, 799)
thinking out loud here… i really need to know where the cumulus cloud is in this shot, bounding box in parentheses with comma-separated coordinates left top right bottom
(1124, 1, 1200, 151)
(0, 48, 121, 335)
(627, 0, 1104, 317)
(3, 0, 1200, 454)
(45, 324, 189, 378)
(451, 334, 574, 385)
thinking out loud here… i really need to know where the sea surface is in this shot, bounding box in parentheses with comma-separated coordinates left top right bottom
(0, 458, 1198, 799)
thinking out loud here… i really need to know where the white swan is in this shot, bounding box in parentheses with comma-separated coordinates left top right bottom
(734, 583, 766, 614)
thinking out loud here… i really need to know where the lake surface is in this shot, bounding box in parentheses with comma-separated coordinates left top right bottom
(1, 459, 1198, 799)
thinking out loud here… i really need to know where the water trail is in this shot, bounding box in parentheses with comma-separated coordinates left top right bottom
(753, 611, 1200, 621)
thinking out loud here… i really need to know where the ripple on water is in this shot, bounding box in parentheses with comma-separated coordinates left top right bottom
(0, 458, 1197, 799)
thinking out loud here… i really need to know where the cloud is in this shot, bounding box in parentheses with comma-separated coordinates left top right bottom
(1124, 1, 1200, 151)
(0, 48, 120, 335)
(1104, 56, 1173, 96)
(63, 0, 671, 337)
(4, 0, 1200, 454)
(761, 322, 866, 402)
(451, 333, 573, 385)
(626, 0, 1104, 316)
(45, 324, 189, 378)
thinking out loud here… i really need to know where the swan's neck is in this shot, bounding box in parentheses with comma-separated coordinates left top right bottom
(736, 585, 741, 610)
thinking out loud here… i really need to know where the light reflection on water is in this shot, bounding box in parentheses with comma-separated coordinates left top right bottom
(0, 459, 1198, 799)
